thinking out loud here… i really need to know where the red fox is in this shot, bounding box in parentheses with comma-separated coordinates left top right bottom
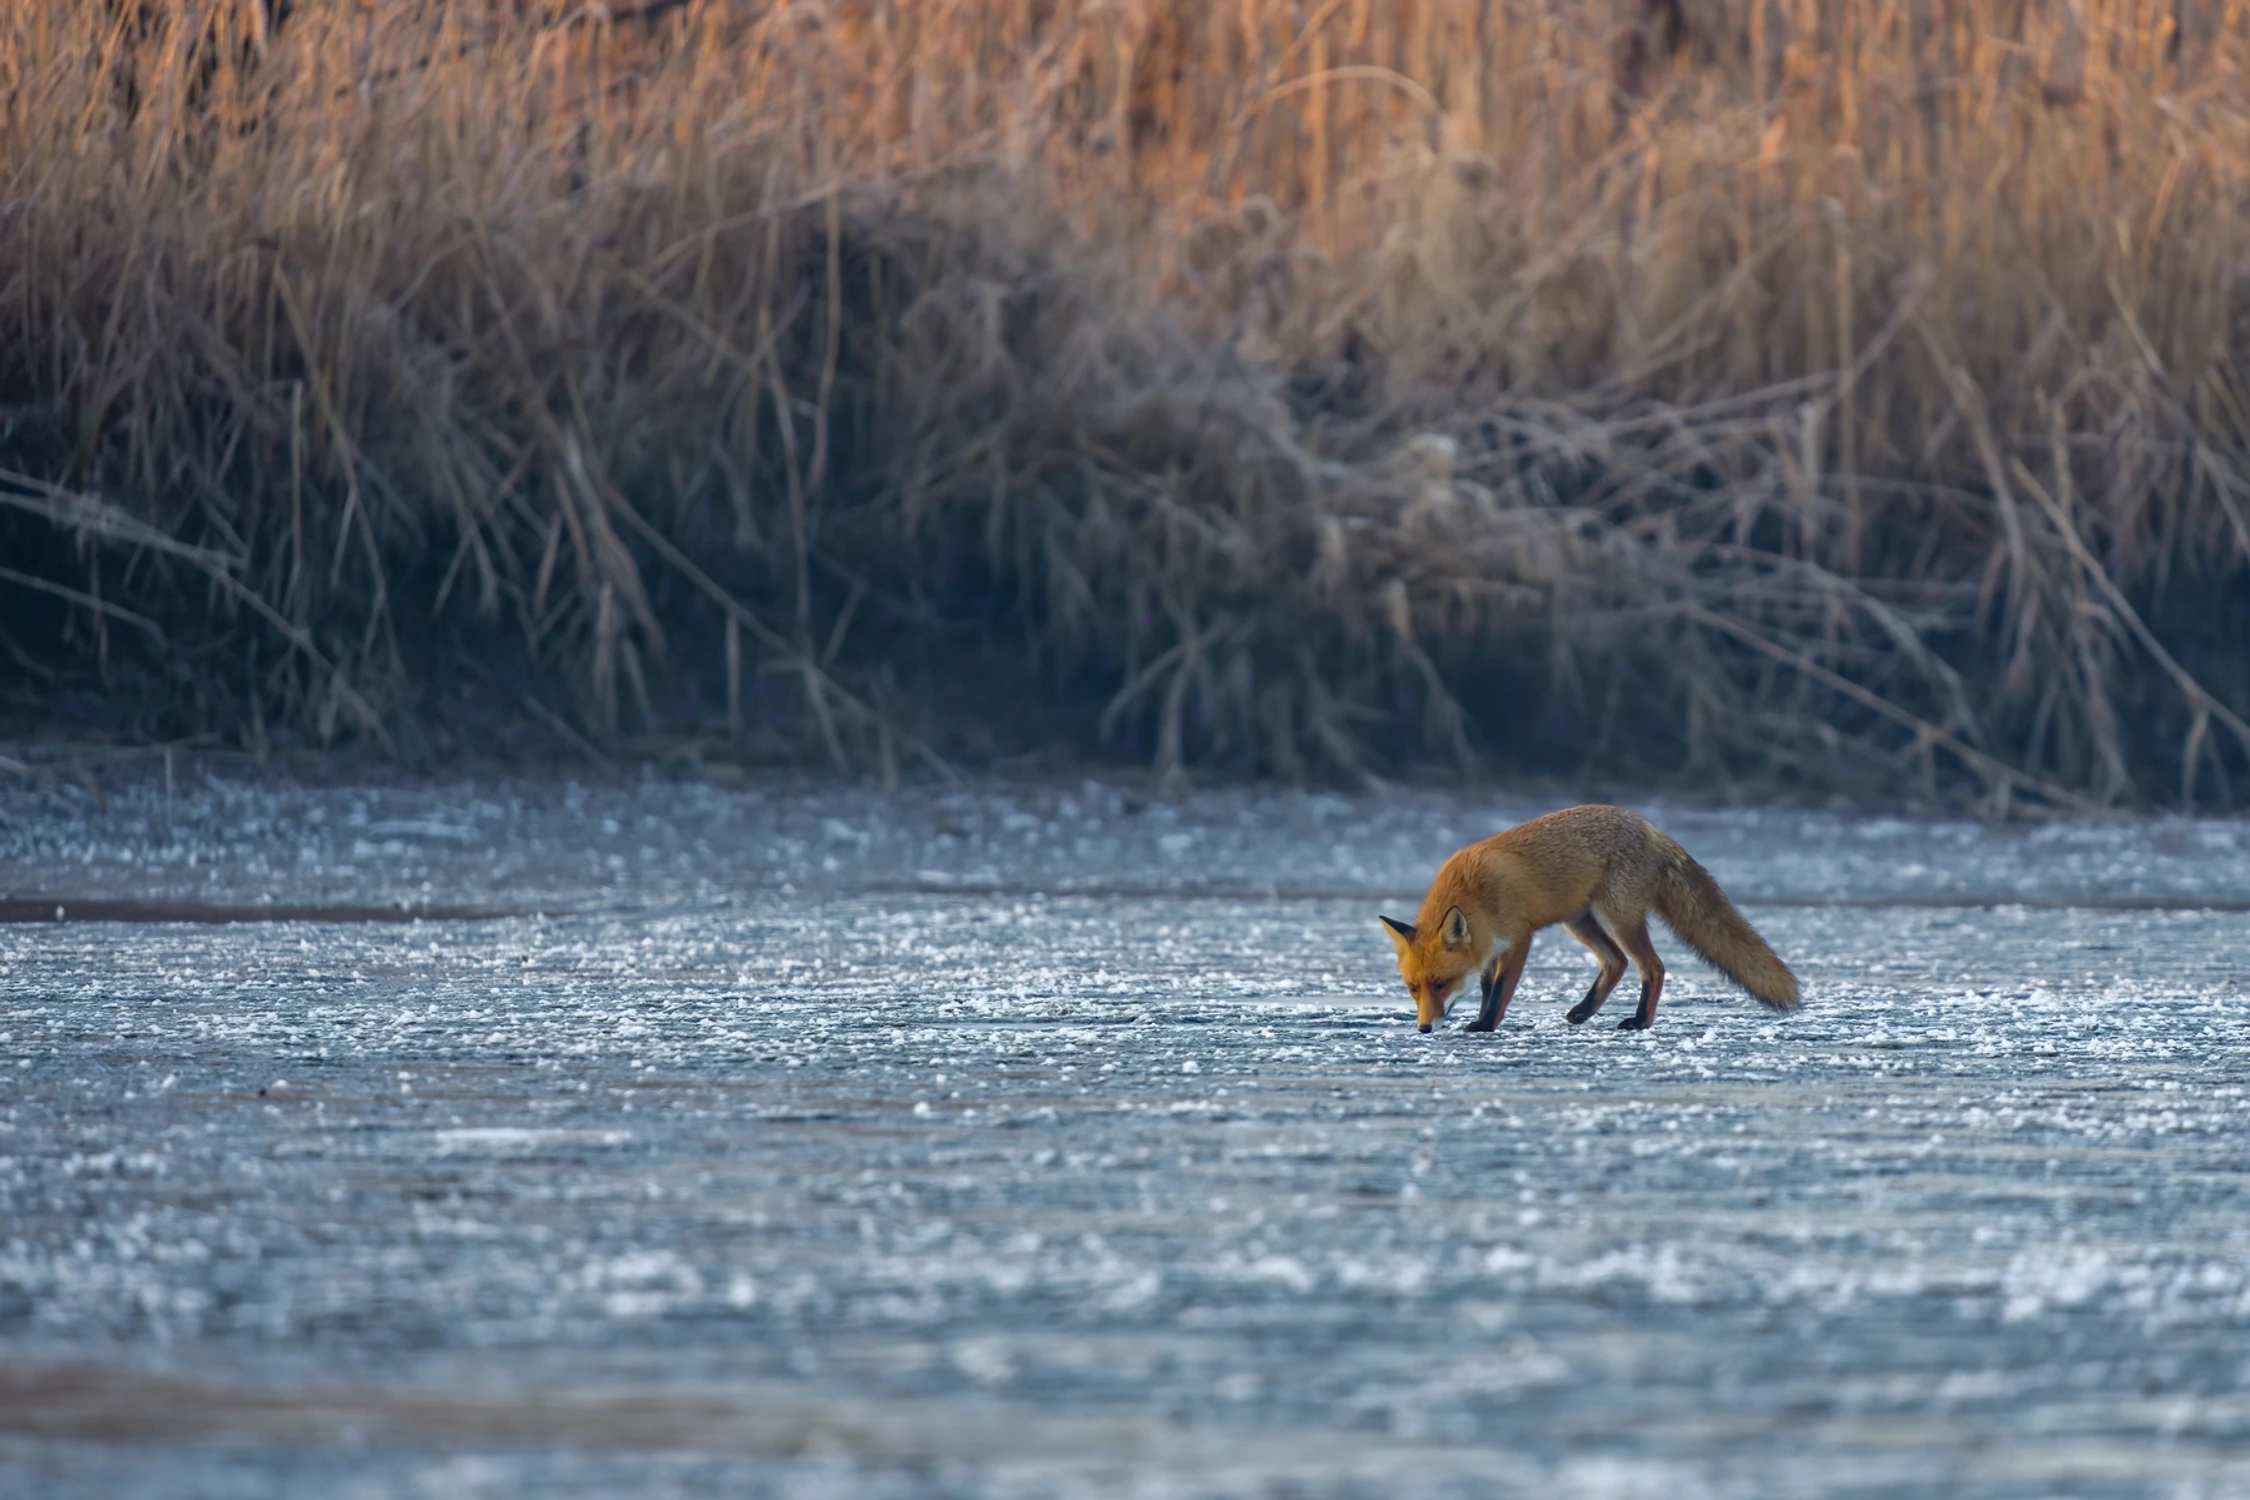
(1380, 804, 1799, 1033)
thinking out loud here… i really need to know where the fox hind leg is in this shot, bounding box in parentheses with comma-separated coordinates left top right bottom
(1562, 911, 1628, 1025)
(1599, 910, 1667, 1031)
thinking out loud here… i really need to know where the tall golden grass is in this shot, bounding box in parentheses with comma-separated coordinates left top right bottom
(3, 0, 2248, 805)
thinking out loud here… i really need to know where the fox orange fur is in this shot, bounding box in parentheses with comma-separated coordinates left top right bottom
(1380, 804, 1799, 1033)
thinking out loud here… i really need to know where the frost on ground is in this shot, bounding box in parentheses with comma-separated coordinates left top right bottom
(1, 767, 2248, 1499)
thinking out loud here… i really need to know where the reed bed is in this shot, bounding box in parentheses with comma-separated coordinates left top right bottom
(3, 0, 2248, 806)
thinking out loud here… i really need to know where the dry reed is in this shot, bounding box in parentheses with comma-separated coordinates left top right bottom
(2, 0, 2248, 806)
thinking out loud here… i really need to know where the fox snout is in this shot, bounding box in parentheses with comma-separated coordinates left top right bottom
(1413, 984, 1454, 1033)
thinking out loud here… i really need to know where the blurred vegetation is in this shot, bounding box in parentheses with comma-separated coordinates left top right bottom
(3, 0, 2248, 808)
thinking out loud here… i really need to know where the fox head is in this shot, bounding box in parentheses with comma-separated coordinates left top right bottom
(1381, 908, 1477, 1032)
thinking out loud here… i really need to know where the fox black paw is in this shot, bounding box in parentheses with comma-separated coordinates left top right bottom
(1565, 1006, 1599, 1025)
(1615, 1015, 1653, 1031)
(1463, 1019, 1497, 1033)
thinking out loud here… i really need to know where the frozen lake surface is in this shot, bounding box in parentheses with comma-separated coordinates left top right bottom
(2, 767, 2248, 1498)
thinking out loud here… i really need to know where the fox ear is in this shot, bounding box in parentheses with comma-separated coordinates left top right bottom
(1379, 915, 1417, 953)
(1440, 906, 1471, 949)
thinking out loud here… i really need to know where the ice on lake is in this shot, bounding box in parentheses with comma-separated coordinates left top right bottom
(2, 771, 2247, 1498)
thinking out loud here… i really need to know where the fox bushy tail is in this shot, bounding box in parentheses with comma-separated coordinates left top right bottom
(1651, 837, 1800, 1010)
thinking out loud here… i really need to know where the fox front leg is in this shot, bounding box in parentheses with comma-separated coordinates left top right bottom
(1464, 940, 1528, 1032)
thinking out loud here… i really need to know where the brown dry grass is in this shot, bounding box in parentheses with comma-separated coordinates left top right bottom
(3, 0, 2249, 807)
